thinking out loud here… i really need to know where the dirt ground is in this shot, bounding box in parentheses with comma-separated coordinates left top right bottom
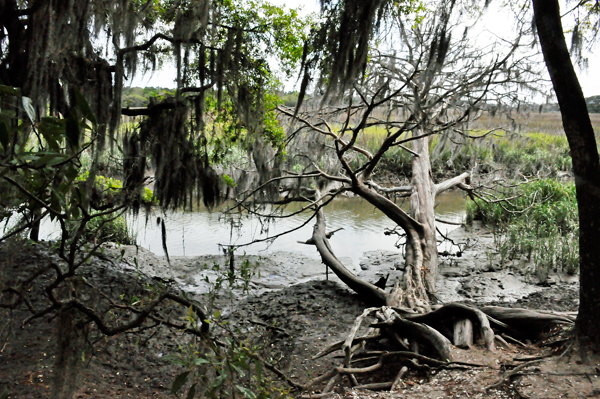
(1, 236, 598, 399)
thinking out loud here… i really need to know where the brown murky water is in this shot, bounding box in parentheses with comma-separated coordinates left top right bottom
(126, 190, 467, 266)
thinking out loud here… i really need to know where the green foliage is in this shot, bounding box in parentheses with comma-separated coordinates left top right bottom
(172, 336, 291, 399)
(122, 87, 176, 108)
(262, 91, 286, 151)
(76, 171, 156, 206)
(165, 255, 290, 398)
(223, 174, 237, 188)
(82, 213, 134, 245)
(212, 0, 312, 78)
(467, 179, 579, 278)
(0, 85, 146, 261)
(586, 95, 600, 113)
(0, 85, 95, 228)
(142, 187, 155, 204)
(279, 91, 298, 108)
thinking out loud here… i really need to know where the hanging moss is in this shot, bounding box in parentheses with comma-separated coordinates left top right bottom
(1, 0, 308, 212)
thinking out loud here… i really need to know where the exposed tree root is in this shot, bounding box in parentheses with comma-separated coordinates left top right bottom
(288, 189, 577, 395)
(301, 303, 574, 395)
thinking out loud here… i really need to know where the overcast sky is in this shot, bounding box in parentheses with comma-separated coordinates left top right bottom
(132, 0, 600, 97)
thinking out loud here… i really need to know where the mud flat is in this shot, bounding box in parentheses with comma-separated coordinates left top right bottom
(106, 220, 579, 306)
(0, 223, 581, 398)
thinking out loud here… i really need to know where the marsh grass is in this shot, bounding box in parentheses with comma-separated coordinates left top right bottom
(471, 110, 600, 136)
(353, 124, 573, 178)
(467, 179, 578, 280)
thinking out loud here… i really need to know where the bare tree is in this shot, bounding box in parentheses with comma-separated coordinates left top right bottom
(238, 0, 542, 310)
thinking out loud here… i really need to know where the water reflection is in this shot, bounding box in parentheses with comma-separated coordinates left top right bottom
(128, 190, 467, 267)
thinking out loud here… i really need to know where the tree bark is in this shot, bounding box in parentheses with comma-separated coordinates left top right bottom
(410, 132, 438, 293)
(352, 182, 430, 309)
(310, 192, 389, 306)
(532, 0, 600, 352)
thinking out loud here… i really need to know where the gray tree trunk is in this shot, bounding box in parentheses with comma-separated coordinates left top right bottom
(409, 132, 438, 293)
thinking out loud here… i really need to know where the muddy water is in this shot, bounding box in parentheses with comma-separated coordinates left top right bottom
(127, 190, 466, 267)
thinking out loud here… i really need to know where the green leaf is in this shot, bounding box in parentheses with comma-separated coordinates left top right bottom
(230, 363, 245, 376)
(195, 357, 210, 365)
(236, 385, 257, 399)
(171, 371, 190, 394)
(71, 204, 81, 220)
(186, 383, 197, 399)
(74, 87, 97, 125)
(209, 374, 226, 390)
(33, 153, 67, 168)
(50, 188, 62, 212)
(0, 85, 20, 96)
(64, 165, 79, 181)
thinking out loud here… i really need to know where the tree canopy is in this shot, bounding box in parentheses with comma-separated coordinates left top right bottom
(1, 0, 311, 211)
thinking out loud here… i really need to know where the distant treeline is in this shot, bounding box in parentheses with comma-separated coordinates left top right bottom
(587, 95, 600, 113)
(538, 96, 599, 114)
(122, 87, 300, 108)
(122, 87, 598, 114)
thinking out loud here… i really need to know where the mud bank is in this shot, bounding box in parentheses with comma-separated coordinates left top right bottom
(105, 221, 578, 306)
(0, 223, 581, 398)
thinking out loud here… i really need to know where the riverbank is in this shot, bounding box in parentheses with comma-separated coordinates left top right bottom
(105, 220, 578, 307)
(0, 224, 583, 398)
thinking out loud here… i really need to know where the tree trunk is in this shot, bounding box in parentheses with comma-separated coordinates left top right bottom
(310, 191, 389, 306)
(352, 182, 430, 310)
(532, 0, 600, 352)
(410, 132, 438, 293)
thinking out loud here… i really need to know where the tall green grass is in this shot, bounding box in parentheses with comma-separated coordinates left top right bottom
(466, 179, 578, 280)
(353, 127, 572, 178)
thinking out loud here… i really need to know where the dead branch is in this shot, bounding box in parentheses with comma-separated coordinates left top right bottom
(434, 172, 471, 196)
(405, 303, 495, 351)
(482, 306, 574, 336)
(366, 180, 413, 195)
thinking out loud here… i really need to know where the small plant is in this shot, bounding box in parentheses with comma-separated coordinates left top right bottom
(171, 330, 292, 399)
(166, 253, 292, 398)
(82, 213, 135, 245)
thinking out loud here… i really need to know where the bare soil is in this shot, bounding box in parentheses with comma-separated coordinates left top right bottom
(0, 234, 596, 399)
